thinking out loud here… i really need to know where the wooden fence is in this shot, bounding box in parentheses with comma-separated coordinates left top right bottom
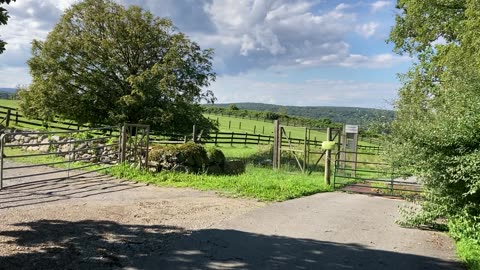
(0, 105, 90, 131)
(0, 106, 382, 149)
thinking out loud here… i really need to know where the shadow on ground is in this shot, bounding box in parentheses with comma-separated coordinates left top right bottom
(0, 219, 464, 270)
(0, 175, 140, 209)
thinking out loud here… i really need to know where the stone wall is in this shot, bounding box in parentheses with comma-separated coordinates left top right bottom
(1, 128, 118, 164)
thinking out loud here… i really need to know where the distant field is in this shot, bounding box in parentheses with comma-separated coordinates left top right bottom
(204, 113, 329, 142)
(0, 99, 19, 108)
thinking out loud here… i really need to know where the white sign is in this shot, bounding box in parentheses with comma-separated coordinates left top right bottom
(345, 125, 358, 134)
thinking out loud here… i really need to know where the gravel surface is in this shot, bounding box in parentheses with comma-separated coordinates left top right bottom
(0, 162, 264, 270)
(0, 162, 464, 270)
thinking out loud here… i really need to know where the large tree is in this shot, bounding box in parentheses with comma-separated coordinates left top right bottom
(20, 0, 216, 134)
(0, 0, 15, 54)
(389, 0, 480, 231)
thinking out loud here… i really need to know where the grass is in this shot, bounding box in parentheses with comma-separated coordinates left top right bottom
(454, 238, 480, 270)
(0, 99, 19, 108)
(4, 143, 332, 202)
(204, 113, 328, 140)
(107, 164, 332, 202)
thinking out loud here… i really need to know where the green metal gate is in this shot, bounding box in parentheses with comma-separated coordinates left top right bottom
(333, 149, 422, 198)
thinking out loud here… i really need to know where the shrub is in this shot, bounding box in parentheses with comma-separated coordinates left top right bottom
(207, 147, 226, 167)
(149, 142, 208, 173)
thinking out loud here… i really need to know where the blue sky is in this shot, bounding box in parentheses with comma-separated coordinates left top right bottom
(0, 0, 410, 108)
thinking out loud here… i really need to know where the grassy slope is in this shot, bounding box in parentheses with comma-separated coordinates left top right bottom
(205, 113, 328, 140)
(0, 99, 18, 108)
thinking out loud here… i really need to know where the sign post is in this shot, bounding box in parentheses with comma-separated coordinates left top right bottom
(341, 124, 359, 176)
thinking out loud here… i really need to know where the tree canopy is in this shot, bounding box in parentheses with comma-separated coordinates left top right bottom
(0, 0, 15, 54)
(20, 0, 217, 134)
(389, 0, 480, 233)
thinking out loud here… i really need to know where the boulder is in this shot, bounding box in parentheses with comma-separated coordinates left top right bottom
(224, 160, 246, 175)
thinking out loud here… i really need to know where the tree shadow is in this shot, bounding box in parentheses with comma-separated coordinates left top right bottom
(0, 175, 141, 209)
(0, 219, 464, 270)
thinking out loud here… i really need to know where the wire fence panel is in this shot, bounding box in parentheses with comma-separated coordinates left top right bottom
(0, 126, 119, 190)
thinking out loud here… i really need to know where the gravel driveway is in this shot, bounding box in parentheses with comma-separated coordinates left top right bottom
(0, 162, 464, 270)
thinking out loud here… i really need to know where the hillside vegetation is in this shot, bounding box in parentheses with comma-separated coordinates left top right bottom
(205, 103, 393, 126)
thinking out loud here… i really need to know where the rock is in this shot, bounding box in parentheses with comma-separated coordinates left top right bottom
(82, 153, 92, 159)
(50, 135, 61, 142)
(41, 138, 49, 144)
(206, 164, 224, 175)
(258, 159, 273, 167)
(39, 145, 50, 152)
(27, 146, 40, 151)
(23, 136, 31, 143)
(76, 143, 87, 150)
(60, 143, 71, 153)
(14, 134, 23, 141)
(224, 160, 246, 175)
(171, 164, 189, 173)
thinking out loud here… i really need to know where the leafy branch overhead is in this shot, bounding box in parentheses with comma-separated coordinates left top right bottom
(20, 0, 217, 134)
(0, 0, 16, 54)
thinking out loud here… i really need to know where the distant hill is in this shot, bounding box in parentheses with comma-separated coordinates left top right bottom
(0, 88, 16, 99)
(0, 88, 16, 93)
(206, 103, 394, 126)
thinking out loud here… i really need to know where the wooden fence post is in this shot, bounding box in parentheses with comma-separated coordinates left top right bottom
(119, 125, 127, 163)
(244, 133, 248, 145)
(215, 132, 218, 146)
(5, 109, 10, 127)
(15, 111, 18, 125)
(239, 122, 241, 130)
(325, 127, 332, 185)
(253, 125, 256, 134)
(273, 120, 280, 169)
(228, 120, 231, 129)
(303, 127, 307, 173)
(192, 125, 197, 143)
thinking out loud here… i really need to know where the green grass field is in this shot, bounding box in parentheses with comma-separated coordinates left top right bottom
(205, 113, 328, 140)
(0, 99, 18, 108)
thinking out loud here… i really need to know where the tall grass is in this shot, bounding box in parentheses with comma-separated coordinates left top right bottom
(107, 164, 331, 202)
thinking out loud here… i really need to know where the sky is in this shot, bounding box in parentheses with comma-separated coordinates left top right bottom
(0, 0, 411, 109)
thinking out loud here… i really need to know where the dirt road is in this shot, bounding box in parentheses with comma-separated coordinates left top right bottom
(0, 164, 464, 269)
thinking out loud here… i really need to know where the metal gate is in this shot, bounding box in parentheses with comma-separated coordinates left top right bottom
(333, 148, 422, 198)
(0, 126, 125, 190)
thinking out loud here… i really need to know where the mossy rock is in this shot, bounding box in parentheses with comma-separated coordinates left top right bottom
(149, 142, 208, 172)
(206, 164, 224, 175)
(224, 160, 246, 175)
(207, 148, 226, 167)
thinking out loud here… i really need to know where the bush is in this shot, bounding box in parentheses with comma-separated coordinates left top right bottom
(207, 147, 226, 167)
(149, 142, 208, 173)
(149, 143, 236, 175)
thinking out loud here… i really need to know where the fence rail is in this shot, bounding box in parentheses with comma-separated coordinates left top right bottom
(0, 105, 92, 131)
(0, 106, 382, 148)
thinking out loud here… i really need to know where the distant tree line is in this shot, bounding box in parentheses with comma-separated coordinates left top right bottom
(203, 105, 340, 129)
(206, 103, 394, 127)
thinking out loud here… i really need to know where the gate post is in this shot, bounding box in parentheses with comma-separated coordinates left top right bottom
(119, 125, 127, 163)
(144, 126, 150, 170)
(272, 120, 280, 169)
(0, 134, 4, 190)
(324, 128, 332, 185)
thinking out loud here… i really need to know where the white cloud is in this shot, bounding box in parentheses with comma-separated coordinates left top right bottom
(356, 22, 379, 38)
(211, 73, 399, 108)
(371, 1, 391, 13)
(0, 67, 30, 87)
